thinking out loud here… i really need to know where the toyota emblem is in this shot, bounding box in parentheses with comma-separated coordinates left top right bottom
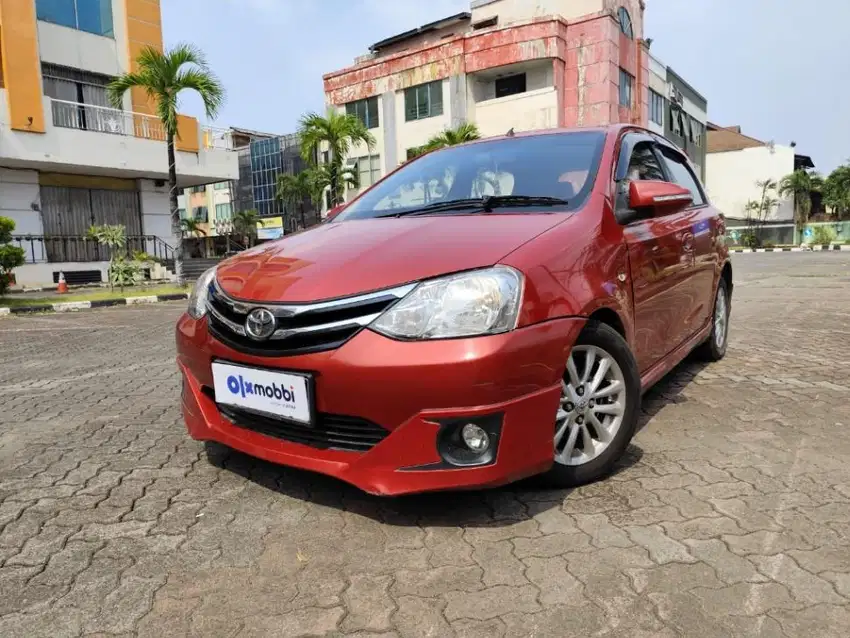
(245, 308, 276, 340)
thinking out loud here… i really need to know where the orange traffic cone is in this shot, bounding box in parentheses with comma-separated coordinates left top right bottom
(57, 272, 68, 294)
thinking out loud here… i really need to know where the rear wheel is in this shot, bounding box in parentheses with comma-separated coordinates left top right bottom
(695, 278, 729, 361)
(543, 321, 641, 488)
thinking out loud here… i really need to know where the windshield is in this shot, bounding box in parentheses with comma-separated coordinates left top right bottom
(337, 131, 606, 220)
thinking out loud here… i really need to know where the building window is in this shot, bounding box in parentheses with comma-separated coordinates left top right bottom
(178, 208, 186, 219)
(618, 68, 634, 108)
(42, 63, 117, 132)
(215, 203, 232, 219)
(495, 73, 527, 99)
(670, 106, 683, 136)
(404, 80, 444, 121)
(191, 185, 206, 193)
(214, 181, 230, 190)
(36, 0, 114, 37)
(349, 155, 381, 190)
(618, 7, 634, 39)
(649, 90, 665, 126)
(345, 97, 380, 129)
(193, 206, 209, 223)
(472, 16, 498, 30)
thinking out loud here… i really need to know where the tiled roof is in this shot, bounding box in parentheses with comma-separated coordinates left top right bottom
(706, 124, 765, 153)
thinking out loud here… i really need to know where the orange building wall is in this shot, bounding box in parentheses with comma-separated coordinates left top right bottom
(124, 0, 199, 152)
(0, 0, 45, 133)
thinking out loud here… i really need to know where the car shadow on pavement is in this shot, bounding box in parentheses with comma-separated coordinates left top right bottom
(636, 354, 711, 434)
(204, 356, 707, 527)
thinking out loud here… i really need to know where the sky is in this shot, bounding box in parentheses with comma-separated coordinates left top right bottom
(162, 0, 849, 173)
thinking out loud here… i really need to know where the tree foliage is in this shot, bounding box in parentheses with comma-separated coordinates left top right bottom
(410, 122, 481, 158)
(823, 163, 850, 219)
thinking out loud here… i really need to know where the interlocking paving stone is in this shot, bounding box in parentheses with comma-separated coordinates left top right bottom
(1, 253, 849, 635)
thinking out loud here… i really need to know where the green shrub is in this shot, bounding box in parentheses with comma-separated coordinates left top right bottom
(740, 231, 760, 248)
(0, 217, 26, 296)
(810, 225, 837, 246)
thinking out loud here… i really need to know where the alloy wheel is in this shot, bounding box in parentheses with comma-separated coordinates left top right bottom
(554, 345, 627, 466)
(714, 286, 728, 349)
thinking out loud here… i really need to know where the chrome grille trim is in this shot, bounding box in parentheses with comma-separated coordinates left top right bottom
(270, 312, 382, 341)
(210, 280, 416, 318)
(205, 279, 417, 356)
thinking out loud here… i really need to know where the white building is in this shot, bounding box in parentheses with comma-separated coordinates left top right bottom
(0, 0, 237, 287)
(705, 124, 814, 222)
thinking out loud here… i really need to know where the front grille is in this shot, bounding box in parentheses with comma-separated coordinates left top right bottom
(206, 280, 415, 356)
(217, 403, 390, 453)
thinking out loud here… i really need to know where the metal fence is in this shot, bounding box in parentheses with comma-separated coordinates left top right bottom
(12, 235, 175, 265)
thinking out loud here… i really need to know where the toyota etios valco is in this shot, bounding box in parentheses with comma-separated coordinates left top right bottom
(176, 125, 732, 496)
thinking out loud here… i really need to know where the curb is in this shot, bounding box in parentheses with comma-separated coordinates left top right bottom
(1, 293, 188, 316)
(731, 245, 850, 254)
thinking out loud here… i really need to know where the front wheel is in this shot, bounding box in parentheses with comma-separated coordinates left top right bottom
(543, 321, 641, 488)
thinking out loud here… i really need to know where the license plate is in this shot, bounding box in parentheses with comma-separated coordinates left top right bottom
(212, 362, 312, 425)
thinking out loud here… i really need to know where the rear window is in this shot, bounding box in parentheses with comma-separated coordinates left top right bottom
(338, 131, 606, 220)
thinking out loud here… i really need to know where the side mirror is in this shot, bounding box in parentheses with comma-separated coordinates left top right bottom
(325, 204, 344, 222)
(629, 180, 693, 214)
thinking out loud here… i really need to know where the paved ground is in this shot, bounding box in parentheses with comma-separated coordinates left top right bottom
(1, 252, 849, 637)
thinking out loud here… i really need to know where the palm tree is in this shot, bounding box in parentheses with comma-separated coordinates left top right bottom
(107, 43, 224, 285)
(277, 172, 312, 229)
(309, 163, 359, 205)
(421, 122, 481, 154)
(179, 218, 207, 238)
(232, 209, 263, 247)
(297, 109, 374, 207)
(779, 169, 822, 239)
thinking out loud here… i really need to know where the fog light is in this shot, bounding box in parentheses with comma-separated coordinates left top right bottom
(461, 423, 490, 453)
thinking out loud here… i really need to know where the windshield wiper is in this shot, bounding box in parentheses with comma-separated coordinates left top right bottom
(374, 195, 569, 218)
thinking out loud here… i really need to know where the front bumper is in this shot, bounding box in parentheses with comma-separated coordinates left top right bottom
(176, 315, 585, 496)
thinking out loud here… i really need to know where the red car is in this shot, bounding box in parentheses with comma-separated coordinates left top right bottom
(176, 125, 731, 496)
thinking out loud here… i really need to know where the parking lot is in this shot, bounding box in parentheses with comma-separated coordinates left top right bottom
(1, 252, 849, 637)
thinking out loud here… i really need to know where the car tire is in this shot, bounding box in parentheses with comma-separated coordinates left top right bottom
(542, 320, 641, 488)
(695, 278, 730, 362)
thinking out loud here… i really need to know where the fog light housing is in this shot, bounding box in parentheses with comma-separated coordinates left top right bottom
(461, 423, 490, 453)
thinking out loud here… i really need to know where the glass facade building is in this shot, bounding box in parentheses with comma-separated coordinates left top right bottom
(247, 134, 316, 230)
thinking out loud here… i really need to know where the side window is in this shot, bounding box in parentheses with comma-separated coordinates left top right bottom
(626, 142, 666, 182)
(615, 139, 666, 216)
(657, 147, 706, 206)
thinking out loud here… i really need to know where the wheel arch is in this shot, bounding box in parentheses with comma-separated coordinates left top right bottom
(587, 306, 627, 340)
(721, 260, 733, 297)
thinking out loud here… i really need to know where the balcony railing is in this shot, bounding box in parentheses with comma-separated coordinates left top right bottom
(51, 99, 166, 140)
(49, 99, 234, 150)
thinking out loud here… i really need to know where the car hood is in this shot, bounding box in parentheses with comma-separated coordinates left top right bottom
(215, 215, 570, 302)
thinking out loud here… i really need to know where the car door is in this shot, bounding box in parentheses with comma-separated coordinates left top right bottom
(655, 144, 717, 333)
(615, 135, 697, 373)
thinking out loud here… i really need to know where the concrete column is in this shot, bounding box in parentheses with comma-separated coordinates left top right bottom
(138, 179, 178, 249)
(0, 168, 44, 262)
(381, 91, 397, 169)
(449, 74, 468, 127)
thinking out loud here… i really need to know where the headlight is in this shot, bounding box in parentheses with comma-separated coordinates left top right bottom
(187, 267, 217, 319)
(371, 266, 523, 340)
